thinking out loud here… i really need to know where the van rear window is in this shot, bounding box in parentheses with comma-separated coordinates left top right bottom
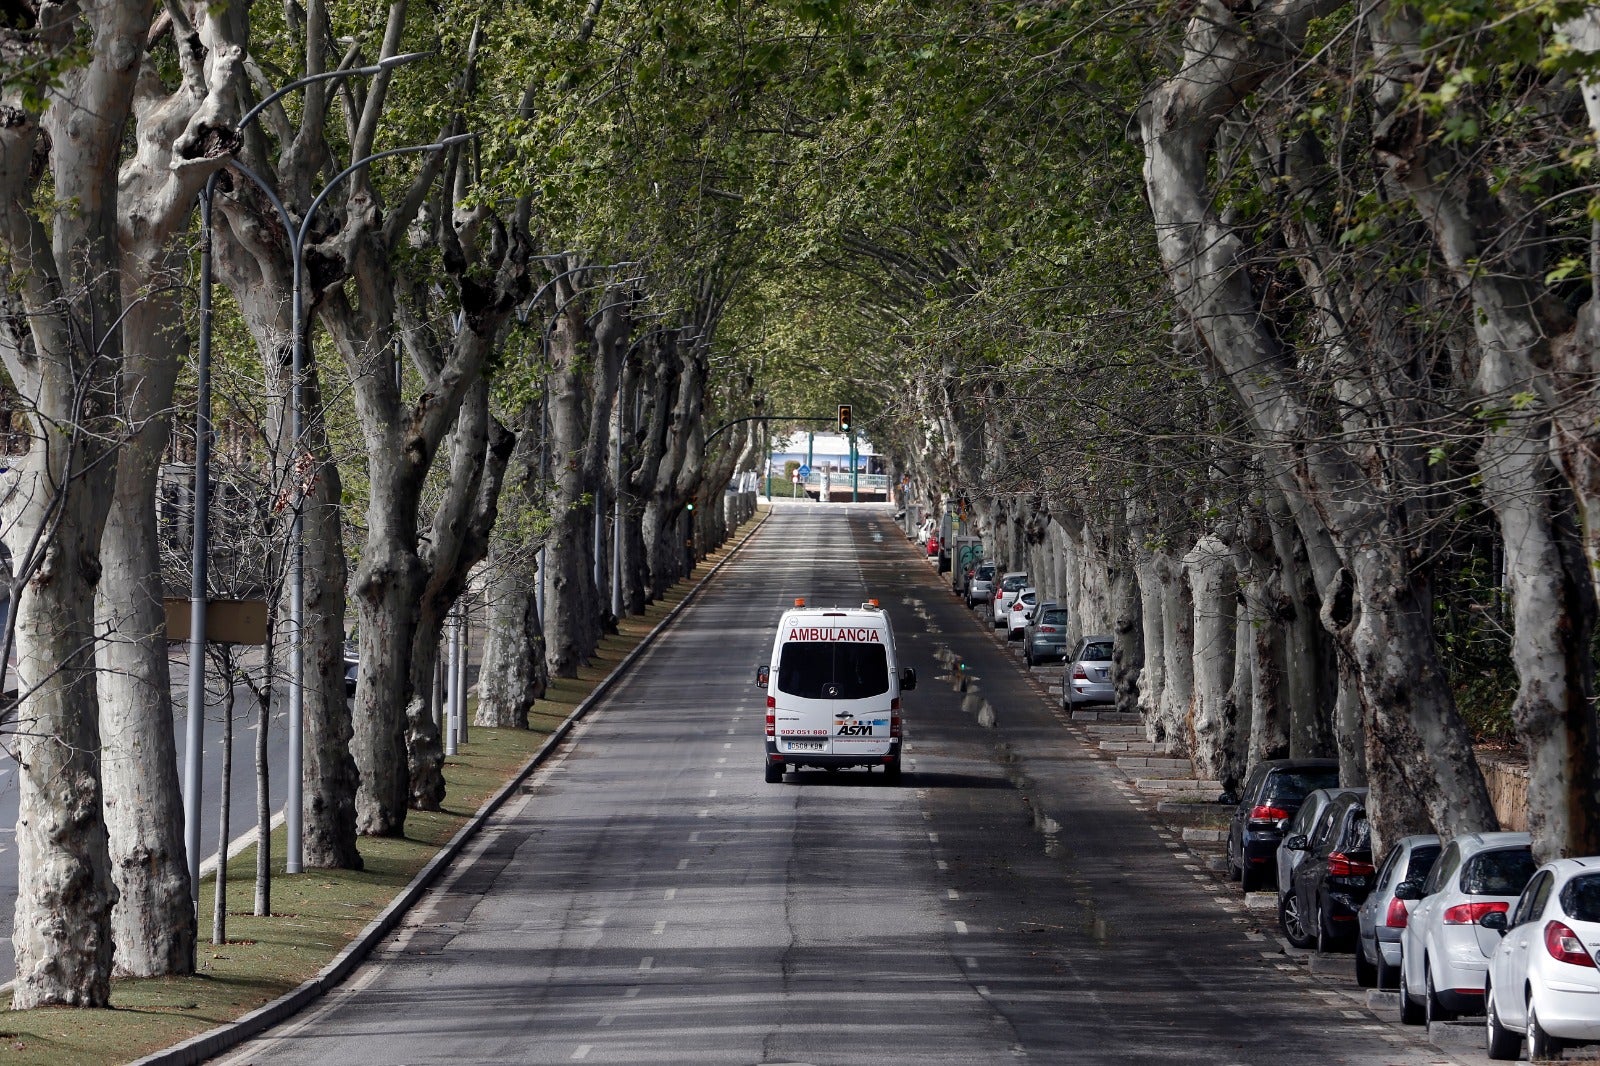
(777, 642, 889, 700)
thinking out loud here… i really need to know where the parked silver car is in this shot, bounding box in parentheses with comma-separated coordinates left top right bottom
(1356, 834, 1440, 989)
(1061, 635, 1113, 707)
(1024, 604, 1069, 665)
(1397, 830, 1536, 1027)
(991, 572, 1028, 628)
(966, 561, 997, 609)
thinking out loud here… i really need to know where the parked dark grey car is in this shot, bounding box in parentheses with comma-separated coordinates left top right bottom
(1024, 604, 1069, 666)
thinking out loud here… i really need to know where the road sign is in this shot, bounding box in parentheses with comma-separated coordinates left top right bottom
(798, 464, 811, 478)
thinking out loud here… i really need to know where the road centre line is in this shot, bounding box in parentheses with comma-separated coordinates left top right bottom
(638, 957, 654, 971)
(571, 1045, 592, 1060)
(677, 859, 690, 870)
(653, 921, 666, 935)
(664, 888, 676, 900)
(954, 921, 969, 934)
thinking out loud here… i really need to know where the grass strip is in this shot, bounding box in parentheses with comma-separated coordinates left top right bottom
(0, 513, 761, 1066)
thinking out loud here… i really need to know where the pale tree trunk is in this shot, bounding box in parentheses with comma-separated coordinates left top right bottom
(0, 1, 175, 1009)
(412, 380, 514, 765)
(210, 229, 359, 870)
(1140, 0, 1495, 846)
(476, 401, 547, 726)
(1241, 501, 1291, 767)
(1133, 548, 1167, 732)
(1368, 4, 1600, 859)
(1478, 428, 1600, 861)
(1109, 502, 1144, 714)
(543, 316, 602, 677)
(205, 0, 363, 868)
(1186, 534, 1238, 784)
(1154, 550, 1194, 754)
(95, 0, 242, 980)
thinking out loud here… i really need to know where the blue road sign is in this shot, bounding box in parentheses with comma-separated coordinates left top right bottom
(797, 464, 811, 477)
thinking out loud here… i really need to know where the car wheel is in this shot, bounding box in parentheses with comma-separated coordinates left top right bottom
(1355, 945, 1377, 989)
(883, 757, 902, 785)
(1225, 836, 1242, 882)
(1398, 961, 1426, 1025)
(1528, 1001, 1563, 1061)
(1279, 890, 1315, 949)
(764, 760, 784, 784)
(1240, 861, 1264, 894)
(1424, 964, 1453, 1026)
(1485, 986, 1520, 1061)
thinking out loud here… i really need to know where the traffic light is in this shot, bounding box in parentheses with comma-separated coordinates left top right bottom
(838, 404, 853, 433)
(686, 497, 696, 512)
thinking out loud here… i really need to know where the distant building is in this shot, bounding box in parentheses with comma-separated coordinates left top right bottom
(767, 431, 890, 501)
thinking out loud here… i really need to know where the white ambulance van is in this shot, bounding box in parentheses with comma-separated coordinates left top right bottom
(757, 598, 917, 784)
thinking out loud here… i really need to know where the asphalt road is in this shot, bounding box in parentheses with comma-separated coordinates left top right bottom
(217, 502, 1471, 1065)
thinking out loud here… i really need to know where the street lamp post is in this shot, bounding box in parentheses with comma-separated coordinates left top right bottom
(187, 66, 466, 897)
(283, 133, 472, 875)
(185, 52, 431, 905)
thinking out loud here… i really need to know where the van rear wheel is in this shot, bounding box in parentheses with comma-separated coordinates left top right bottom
(883, 758, 902, 785)
(764, 760, 784, 784)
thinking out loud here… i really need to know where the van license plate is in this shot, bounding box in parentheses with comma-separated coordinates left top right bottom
(787, 740, 826, 751)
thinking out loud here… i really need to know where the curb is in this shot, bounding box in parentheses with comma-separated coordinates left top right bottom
(129, 508, 771, 1066)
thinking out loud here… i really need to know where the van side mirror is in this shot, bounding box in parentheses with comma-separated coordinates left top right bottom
(756, 665, 770, 687)
(1284, 835, 1308, 852)
(1393, 879, 1424, 902)
(900, 667, 917, 692)
(1479, 910, 1509, 935)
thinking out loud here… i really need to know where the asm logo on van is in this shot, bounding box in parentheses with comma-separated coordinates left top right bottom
(787, 626, 883, 642)
(834, 717, 888, 737)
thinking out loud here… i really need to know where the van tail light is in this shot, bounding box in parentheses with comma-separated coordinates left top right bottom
(1385, 897, 1409, 929)
(1327, 853, 1375, 877)
(1546, 921, 1597, 967)
(1247, 805, 1287, 825)
(1072, 665, 1089, 680)
(890, 699, 902, 737)
(766, 696, 775, 737)
(1442, 900, 1509, 925)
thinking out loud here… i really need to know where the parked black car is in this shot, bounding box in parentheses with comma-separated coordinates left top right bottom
(1280, 790, 1376, 952)
(1225, 758, 1341, 892)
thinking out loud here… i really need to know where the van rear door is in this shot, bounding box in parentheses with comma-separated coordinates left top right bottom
(772, 635, 892, 755)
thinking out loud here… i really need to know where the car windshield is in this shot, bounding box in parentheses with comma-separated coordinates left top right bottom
(1561, 875, 1600, 922)
(1040, 608, 1069, 626)
(776, 642, 890, 700)
(1001, 576, 1027, 591)
(1080, 641, 1112, 661)
(1461, 847, 1537, 896)
(1263, 769, 1340, 805)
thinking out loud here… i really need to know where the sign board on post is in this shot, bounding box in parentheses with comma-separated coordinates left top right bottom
(164, 598, 270, 645)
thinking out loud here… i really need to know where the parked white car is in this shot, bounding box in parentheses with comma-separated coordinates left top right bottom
(1005, 587, 1036, 641)
(1397, 830, 1535, 1028)
(1483, 856, 1600, 1060)
(990, 572, 1028, 628)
